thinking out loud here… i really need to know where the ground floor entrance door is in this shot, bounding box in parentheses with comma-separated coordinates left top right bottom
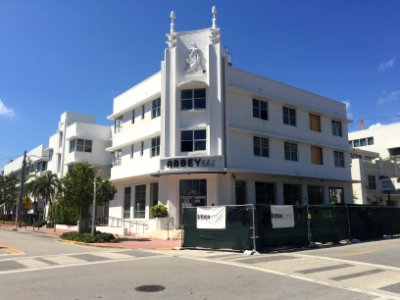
(179, 179, 207, 227)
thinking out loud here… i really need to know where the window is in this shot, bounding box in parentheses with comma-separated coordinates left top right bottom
(284, 142, 298, 161)
(67, 164, 75, 173)
(134, 185, 146, 218)
(253, 98, 268, 120)
(329, 187, 344, 204)
(350, 137, 374, 148)
(150, 182, 159, 207)
(389, 147, 400, 156)
(180, 180, 207, 207)
(334, 151, 345, 167)
(151, 136, 160, 157)
(284, 184, 301, 205)
(331, 120, 342, 136)
(113, 150, 122, 166)
(152, 98, 161, 118)
(141, 105, 145, 119)
(48, 149, 54, 161)
(131, 110, 135, 124)
(130, 144, 134, 159)
(311, 146, 323, 165)
(181, 88, 206, 110)
(114, 116, 123, 133)
(235, 181, 247, 205)
(253, 136, 269, 157)
(309, 113, 321, 132)
(123, 187, 131, 219)
(181, 130, 206, 152)
(140, 141, 144, 156)
(368, 175, 376, 189)
(283, 107, 296, 126)
(69, 139, 92, 153)
(255, 182, 275, 205)
(308, 185, 324, 205)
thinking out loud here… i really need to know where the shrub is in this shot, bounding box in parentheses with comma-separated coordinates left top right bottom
(60, 231, 117, 243)
(52, 202, 79, 225)
(150, 204, 168, 218)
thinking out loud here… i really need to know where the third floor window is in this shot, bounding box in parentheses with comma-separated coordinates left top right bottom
(283, 107, 296, 126)
(152, 98, 161, 119)
(181, 88, 206, 110)
(253, 98, 268, 120)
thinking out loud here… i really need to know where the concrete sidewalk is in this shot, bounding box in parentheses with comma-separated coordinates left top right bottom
(0, 223, 182, 250)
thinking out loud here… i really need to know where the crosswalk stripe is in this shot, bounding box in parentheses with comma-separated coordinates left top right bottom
(18, 258, 50, 268)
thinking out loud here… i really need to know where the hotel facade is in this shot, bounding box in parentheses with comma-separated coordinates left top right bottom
(107, 8, 353, 231)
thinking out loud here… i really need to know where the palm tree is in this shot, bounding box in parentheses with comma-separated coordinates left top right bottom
(27, 172, 60, 221)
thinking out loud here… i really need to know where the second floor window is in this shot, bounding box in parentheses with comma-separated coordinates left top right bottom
(152, 98, 161, 118)
(181, 88, 206, 110)
(114, 116, 123, 133)
(334, 151, 345, 167)
(181, 129, 206, 152)
(151, 136, 160, 157)
(311, 146, 323, 165)
(331, 120, 342, 136)
(368, 175, 376, 189)
(69, 139, 92, 153)
(253, 98, 268, 120)
(284, 142, 298, 161)
(113, 150, 122, 166)
(283, 107, 296, 126)
(253, 136, 269, 157)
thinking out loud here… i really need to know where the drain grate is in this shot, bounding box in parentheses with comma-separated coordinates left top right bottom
(135, 285, 165, 293)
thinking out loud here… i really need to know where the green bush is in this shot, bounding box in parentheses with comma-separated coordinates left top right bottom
(150, 204, 168, 218)
(60, 231, 117, 243)
(52, 202, 79, 225)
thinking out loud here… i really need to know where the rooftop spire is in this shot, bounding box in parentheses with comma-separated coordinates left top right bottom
(211, 6, 217, 29)
(170, 10, 176, 34)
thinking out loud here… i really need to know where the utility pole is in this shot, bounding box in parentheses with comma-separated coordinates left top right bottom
(91, 177, 97, 237)
(15, 150, 27, 228)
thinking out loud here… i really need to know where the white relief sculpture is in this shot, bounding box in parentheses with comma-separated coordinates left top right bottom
(185, 43, 204, 74)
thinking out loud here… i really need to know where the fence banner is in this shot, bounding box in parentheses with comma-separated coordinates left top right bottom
(271, 205, 295, 229)
(196, 207, 226, 229)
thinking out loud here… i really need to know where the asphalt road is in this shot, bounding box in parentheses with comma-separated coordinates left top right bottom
(1, 229, 400, 300)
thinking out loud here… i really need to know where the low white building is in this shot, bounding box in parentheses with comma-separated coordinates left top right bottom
(4, 144, 49, 178)
(351, 149, 400, 206)
(3, 112, 112, 221)
(349, 122, 400, 160)
(107, 8, 353, 235)
(47, 112, 112, 179)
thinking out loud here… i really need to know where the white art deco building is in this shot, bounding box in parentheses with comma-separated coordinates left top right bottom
(107, 8, 352, 231)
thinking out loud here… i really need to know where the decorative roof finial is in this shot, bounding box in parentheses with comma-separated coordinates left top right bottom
(170, 10, 176, 34)
(211, 6, 217, 29)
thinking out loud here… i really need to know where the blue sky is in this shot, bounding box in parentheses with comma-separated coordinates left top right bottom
(1, 0, 400, 170)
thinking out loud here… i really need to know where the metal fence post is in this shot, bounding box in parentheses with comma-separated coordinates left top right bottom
(252, 204, 257, 252)
(345, 204, 352, 241)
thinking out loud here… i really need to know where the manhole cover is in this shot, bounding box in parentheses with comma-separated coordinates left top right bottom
(135, 285, 165, 293)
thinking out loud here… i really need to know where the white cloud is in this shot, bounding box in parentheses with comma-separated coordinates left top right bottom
(368, 123, 382, 129)
(0, 99, 15, 118)
(378, 58, 395, 72)
(342, 100, 353, 119)
(378, 90, 400, 104)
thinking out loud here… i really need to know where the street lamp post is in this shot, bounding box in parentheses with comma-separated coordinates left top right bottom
(91, 177, 98, 237)
(15, 151, 27, 228)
